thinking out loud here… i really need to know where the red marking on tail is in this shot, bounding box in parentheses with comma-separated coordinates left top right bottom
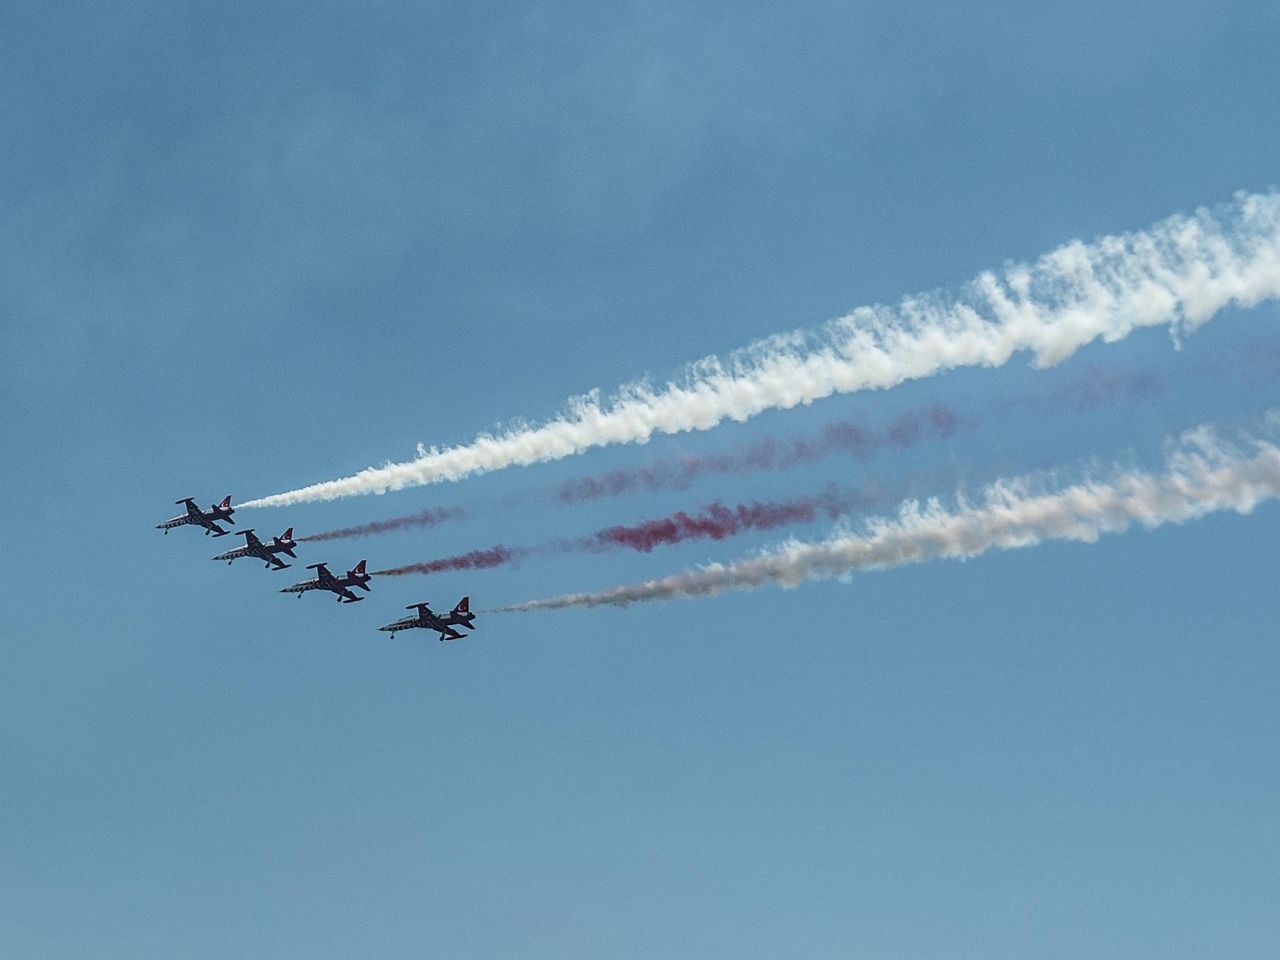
(353, 560, 367, 575)
(219, 496, 232, 509)
(454, 597, 470, 614)
(281, 528, 293, 541)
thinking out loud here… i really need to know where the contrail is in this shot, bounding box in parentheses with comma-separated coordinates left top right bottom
(374, 486, 886, 576)
(297, 506, 467, 543)
(242, 191, 1280, 508)
(491, 415, 1280, 611)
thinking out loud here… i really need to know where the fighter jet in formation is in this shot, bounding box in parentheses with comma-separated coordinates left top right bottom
(281, 560, 372, 603)
(213, 528, 297, 570)
(161, 495, 482, 643)
(157, 496, 235, 536)
(379, 597, 476, 641)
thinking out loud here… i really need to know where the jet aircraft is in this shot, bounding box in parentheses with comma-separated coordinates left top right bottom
(213, 528, 297, 570)
(379, 597, 476, 641)
(157, 496, 235, 536)
(280, 560, 371, 602)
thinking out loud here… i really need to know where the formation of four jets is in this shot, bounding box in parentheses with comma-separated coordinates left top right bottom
(157, 496, 478, 642)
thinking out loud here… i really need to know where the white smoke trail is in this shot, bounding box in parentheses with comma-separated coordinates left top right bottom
(492, 415, 1280, 611)
(243, 191, 1280, 508)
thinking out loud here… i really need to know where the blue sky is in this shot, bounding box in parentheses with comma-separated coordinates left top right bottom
(3, 1, 1279, 956)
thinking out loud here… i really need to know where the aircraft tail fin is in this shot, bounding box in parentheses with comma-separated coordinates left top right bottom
(451, 596, 475, 627)
(281, 527, 294, 542)
(219, 496, 232, 510)
(352, 560, 367, 576)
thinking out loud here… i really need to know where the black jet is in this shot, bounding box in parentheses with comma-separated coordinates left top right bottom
(213, 527, 297, 570)
(157, 496, 235, 536)
(379, 597, 475, 641)
(280, 560, 371, 603)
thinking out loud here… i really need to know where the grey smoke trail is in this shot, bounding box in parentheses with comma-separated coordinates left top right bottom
(492, 415, 1280, 611)
(554, 404, 963, 503)
(298, 506, 466, 542)
(243, 191, 1280, 509)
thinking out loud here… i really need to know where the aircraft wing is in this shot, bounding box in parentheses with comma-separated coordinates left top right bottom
(440, 626, 466, 641)
(307, 563, 335, 586)
(338, 585, 362, 603)
(208, 522, 230, 537)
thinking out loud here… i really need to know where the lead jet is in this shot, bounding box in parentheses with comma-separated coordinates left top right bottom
(213, 528, 297, 570)
(157, 496, 235, 536)
(379, 597, 476, 641)
(280, 560, 371, 603)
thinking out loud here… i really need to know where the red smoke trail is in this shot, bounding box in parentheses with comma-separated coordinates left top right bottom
(376, 486, 885, 576)
(1042, 364, 1165, 410)
(309, 365, 1175, 542)
(298, 506, 466, 543)
(376, 544, 532, 577)
(589, 488, 867, 553)
(556, 404, 960, 504)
